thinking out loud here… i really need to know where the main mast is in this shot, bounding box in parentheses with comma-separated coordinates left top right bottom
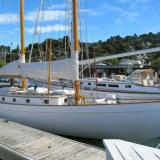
(72, 0, 81, 105)
(20, 0, 26, 90)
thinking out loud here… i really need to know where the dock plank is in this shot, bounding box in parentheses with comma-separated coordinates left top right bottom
(0, 119, 105, 160)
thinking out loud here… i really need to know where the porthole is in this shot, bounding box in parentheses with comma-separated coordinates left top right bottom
(26, 99, 30, 104)
(13, 98, 16, 102)
(44, 100, 49, 104)
(2, 97, 5, 101)
(64, 98, 68, 103)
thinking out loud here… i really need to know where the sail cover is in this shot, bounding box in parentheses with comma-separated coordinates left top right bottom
(0, 60, 21, 77)
(21, 59, 76, 80)
(0, 59, 77, 81)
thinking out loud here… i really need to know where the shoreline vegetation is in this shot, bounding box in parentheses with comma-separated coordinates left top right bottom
(0, 32, 160, 67)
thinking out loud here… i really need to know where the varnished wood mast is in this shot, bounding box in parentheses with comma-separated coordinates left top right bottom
(20, 0, 26, 90)
(73, 0, 81, 105)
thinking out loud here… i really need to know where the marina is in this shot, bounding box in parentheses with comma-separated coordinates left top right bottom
(0, 0, 160, 144)
(0, 0, 160, 159)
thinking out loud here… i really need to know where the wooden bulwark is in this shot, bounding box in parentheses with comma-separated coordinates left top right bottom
(0, 119, 105, 160)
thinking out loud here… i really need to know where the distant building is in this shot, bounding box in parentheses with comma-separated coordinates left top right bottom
(119, 59, 142, 66)
(83, 61, 160, 78)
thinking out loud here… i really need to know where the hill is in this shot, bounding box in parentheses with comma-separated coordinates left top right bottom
(0, 32, 160, 67)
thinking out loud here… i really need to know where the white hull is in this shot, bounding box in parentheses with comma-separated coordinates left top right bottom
(0, 102, 160, 144)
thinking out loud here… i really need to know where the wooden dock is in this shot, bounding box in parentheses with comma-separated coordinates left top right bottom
(0, 119, 105, 160)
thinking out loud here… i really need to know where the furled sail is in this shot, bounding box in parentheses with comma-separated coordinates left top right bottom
(21, 59, 77, 80)
(0, 59, 77, 81)
(0, 60, 21, 77)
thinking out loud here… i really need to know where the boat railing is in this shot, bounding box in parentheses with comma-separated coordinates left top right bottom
(156, 144, 160, 149)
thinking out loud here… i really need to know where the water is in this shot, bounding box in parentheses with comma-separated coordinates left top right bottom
(65, 136, 160, 149)
(67, 137, 105, 149)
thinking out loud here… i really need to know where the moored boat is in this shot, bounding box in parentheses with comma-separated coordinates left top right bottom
(0, 0, 160, 146)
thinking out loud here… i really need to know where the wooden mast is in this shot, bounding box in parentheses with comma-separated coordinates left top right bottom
(20, 0, 26, 90)
(73, 0, 81, 105)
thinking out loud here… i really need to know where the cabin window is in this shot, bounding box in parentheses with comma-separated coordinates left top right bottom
(64, 98, 68, 103)
(97, 84, 106, 87)
(88, 83, 91, 86)
(26, 99, 30, 104)
(125, 85, 131, 88)
(13, 98, 16, 102)
(108, 84, 119, 88)
(2, 97, 5, 101)
(44, 100, 49, 104)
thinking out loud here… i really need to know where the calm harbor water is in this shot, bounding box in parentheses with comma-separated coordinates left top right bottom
(65, 136, 105, 149)
(65, 136, 160, 149)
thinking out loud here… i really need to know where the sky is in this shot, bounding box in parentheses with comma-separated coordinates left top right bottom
(0, 0, 160, 48)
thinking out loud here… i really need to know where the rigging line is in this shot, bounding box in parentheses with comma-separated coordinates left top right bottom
(79, 0, 85, 78)
(64, 0, 69, 59)
(39, 1, 47, 62)
(37, 1, 45, 62)
(29, 0, 45, 63)
(66, 0, 72, 58)
(150, 0, 160, 17)
(82, 0, 92, 78)
(58, 0, 62, 59)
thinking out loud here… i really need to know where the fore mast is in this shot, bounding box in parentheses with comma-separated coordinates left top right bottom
(72, 0, 81, 105)
(20, 0, 26, 90)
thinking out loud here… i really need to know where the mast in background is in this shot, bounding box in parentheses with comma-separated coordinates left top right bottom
(20, 0, 26, 90)
(72, 0, 81, 105)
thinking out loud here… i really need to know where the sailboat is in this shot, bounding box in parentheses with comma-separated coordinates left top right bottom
(29, 68, 160, 104)
(0, 0, 160, 145)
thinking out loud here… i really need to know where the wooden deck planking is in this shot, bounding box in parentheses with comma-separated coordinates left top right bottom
(0, 119, 105, 160)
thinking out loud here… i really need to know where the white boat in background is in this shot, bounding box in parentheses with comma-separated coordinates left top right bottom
(29, 68, 160, 103)
(80, 69, 160, 94)
(0, 0, 160, 146)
